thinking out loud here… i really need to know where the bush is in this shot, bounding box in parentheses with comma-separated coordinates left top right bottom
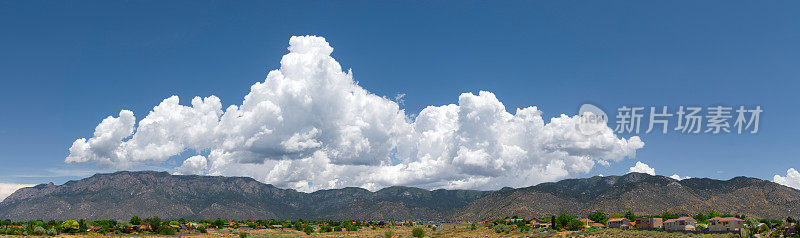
(239, 232, 248, 238)
(566, 220, 584, 231)
(197, 225, 207, 233)
(412, 227, 425, 237)
(319, 225, 332, 232)
(384, 230, 395, 238)
(130, 216, 141, 225)
(61, 220, 79, 233)
(493, 224, 512, 233)
(46, 227, 58, 236)
(303, 226, 314, 235)
(156, 226, 176, 235)
(33, 226, 47, 235)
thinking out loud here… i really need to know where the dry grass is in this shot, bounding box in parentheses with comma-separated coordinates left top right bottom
(564, 229, 740, 238)
(0, 226, 747, 238)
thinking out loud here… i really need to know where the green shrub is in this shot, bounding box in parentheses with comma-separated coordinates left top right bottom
(412, 227, 425, 237)
(493, 224, 512, 233)
(156, 226, 176, 235)
(239, 232, 248, 238)
(384, 230, 395, 238)
(303, 226, 314, 235)
(566, 220, 584, 231)
(33, 226, 46, 235)
(46, 227, 58, 236)
(61, 220, 79, 233)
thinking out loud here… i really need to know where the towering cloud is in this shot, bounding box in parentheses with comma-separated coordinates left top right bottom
(66, 36, 644, 192)
(774, 168, 800, 189)
(628, 161, 655, 175)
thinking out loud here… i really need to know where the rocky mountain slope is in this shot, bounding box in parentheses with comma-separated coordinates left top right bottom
(0, 171, 489, 221)
(451, 173, 800, 220)
(2, 171, 797, 221)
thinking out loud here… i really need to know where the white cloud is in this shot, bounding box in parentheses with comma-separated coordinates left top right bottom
(174, 155, 208, 175)
(66, 35, 644, 192)
(669, 174, 691, 180)
(774, 168, 800, 189)
(628, 161, 655, 175)
(0, 183, 34, 201)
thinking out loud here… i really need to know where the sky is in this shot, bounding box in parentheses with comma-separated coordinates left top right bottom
(1, 0, 799, 199)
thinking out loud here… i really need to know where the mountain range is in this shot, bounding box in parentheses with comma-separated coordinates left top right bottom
(1, 171, 798, 221)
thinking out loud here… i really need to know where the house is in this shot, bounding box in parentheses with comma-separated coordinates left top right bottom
(590, 223, 605, 228)
(577, 218, 605, 229)
(131, 223, 151, 231)
(635, 217, 663, 230)
(606, 218, 632, 229)
(707, 217, 744, 232)
(664, 217, 697, 231)
(529, 219, 551, 229)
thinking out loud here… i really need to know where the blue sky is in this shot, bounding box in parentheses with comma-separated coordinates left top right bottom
(1, 1, 799, 192)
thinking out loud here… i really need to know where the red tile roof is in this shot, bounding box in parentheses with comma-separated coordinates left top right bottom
(708, 217, 743, 222)
(664, 217, 695, 223)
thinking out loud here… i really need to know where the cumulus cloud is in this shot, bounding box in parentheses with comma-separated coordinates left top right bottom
(628, 161, 655, 175)
(66, 36, 644, 192)
(174, 155, 208, 175)
(0, 183, 34, 201)
(669, 174, 690, 180)
(774, 168, 800, 189)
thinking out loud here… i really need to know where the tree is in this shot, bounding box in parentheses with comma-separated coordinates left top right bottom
(694, 213, 708, 223)
(303, 226, 314, 235)
(588, 210, 608, 224)
(116, 221, 132, 233)
(744, 217, 760, 235)
(551, 216, 557, 229)
(661, 211, 679, 220)
(556, 213, 572, 229)
(624, 211, 636, 221)
(566, 220, 584, 231)
(212, 218, 227, 228)
(146, 217, 162, 230)
(61, 220, 79, 233)
(412, 227, 425, 237)
(758, 224, 769, 233)
(78, 219, 88, 232)
(130, 216, 141, 225)
(156, 226, 176, 235)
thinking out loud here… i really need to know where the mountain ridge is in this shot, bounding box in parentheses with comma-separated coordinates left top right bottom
(2, 171, 798, 221)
